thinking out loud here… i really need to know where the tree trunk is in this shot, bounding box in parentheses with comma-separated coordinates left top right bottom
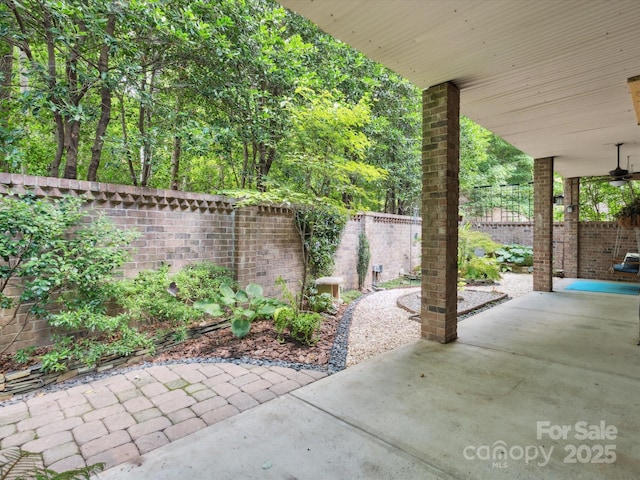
(63, 119, 80, 179)
(0, 42, 13, 170)
(169, 93, 183, 190)
(139, 68, 157, 187)
(256, 143, 276, 192)
(87, 14, 117, 182)
(118, 93, 138, 186)
(42, 8, 65, 177)
(241, 142, 249, 189)
(170, 135, 182, 190)
(61, 29, 88, 180)
(49, 113, 65, 177)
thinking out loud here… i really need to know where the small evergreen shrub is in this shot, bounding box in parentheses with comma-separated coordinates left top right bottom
(116, 264, 204, 326)
(356, 231, 371, 290)
(172, 261, 235, 302)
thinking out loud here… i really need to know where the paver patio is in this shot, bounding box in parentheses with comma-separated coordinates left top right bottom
(0, 362, 326, 472)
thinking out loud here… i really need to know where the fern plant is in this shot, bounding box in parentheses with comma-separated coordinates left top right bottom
(0, 447, 104, 479)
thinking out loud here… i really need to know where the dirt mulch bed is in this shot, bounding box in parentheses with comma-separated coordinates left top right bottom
(0, 305, 346, 376)
(153, 309, 342, 367)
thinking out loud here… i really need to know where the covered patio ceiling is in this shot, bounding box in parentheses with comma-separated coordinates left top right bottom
(277, 0, 640, 180)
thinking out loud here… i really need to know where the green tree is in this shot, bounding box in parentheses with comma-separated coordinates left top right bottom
(277, 88, 386, 209)
(3, 0, 127, 179)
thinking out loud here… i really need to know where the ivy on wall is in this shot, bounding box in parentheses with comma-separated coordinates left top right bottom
(294, 204, 348, 290)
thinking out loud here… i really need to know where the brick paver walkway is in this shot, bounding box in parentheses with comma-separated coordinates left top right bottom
(0, 363, 327, 472)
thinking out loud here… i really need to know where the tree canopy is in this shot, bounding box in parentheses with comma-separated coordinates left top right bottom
(1, 0, 531, 214)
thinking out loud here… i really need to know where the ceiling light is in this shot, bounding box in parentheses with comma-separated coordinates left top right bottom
(608, 143, 629, 186)
(609, 179, 628, 187)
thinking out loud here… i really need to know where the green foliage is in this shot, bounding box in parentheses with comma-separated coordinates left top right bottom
(273, 307, 322, 346)
(306, 290, 335, 314)
(356, 232, 371, 289)
(458, 223, 501, 259)
(172, 261, 235, 302)
(495, 244, 534, 267)
(278, 88, 386, 209)
(273, 306, 295, 342)
(288, 311, 323, 346)
(341, 289, 363, 304)
(613, 194, 640, 219)
(459, 257, 501, 282)
(377, 277, 421, 289)
(294, 204, 348, 280)
(460, 116, 533, 196)
(116, 265, 204, 326)
(274, 277, 323, 345)
(39, 323, 155, 374)
(0, 192, 145, 370)
(1, 0, 426, 213)
(13, 346, 36, 365)
(193, 283, 279, 339)
(0, 446, 104, 479)
(458, 224, 501, 282)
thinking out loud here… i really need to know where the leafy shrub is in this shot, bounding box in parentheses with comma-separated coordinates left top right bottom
(304, 285, 336, 314)
(273, 307, 322, 346)
(172, 262, 235, 302)
(459, 256, 501, 282)
(289, 311, 323, 345)
(193, 283, 279, 338)
(116, 264, 204, 326)
(458, 223, 501, 259)
(0, 192, 148, 371)
(495, 244, 534, 267)
(273, 306, 295, 341)
(294, 204, 348, 280)
(458, 223, 501, 282)
(41, 322, 154, 373)
(273, 277, 324, 346)
(306, 291, 335, 313)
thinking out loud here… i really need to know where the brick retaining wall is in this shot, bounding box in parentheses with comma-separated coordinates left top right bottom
(0, 174, 420, 353)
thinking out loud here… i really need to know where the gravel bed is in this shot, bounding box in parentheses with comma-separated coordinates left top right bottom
(345, 273, 533, 366)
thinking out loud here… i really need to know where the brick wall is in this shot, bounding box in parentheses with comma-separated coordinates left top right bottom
(0, 173, 419, 352)
(234, 206, 305, 297)
(0, 173, 239, 352)
(579, 222, 640, 281)
(333, 213, 422, 290)
(472, 222, 566, 271)
(473, 220, 640, 281)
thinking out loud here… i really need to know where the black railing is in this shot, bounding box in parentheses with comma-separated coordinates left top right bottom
(462, 183, 533, 223)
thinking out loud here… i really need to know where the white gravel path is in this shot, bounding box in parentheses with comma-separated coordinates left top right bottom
(345, 273, 533, 367)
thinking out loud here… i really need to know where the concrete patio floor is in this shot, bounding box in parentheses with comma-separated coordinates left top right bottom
(98, 280, 640, 479)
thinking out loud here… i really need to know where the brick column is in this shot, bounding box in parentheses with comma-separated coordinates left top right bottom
(563, 177, 580, 278)
(234, 207, 258, 287)
(421, 82, 459, 343)
(533, 157, 554, 291)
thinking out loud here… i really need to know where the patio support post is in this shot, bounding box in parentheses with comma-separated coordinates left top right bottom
(533, 157, 554, 291)
(421, 82, 459, 343)
(563, 177, 580, 277)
